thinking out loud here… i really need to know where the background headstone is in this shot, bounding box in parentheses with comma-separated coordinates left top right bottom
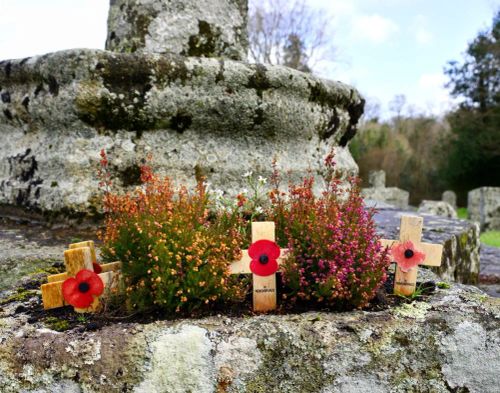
(442, 190, 457, 210)
(362, 170, 409, 209)
(418, 200, 458, 219)
(468, 187, 500, 231)
(106, 0, 248, 60)
(368, 170, 386, 188)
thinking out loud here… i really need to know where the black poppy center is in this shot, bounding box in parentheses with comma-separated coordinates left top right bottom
(78, 282, 90, 293)
(404, 249, 414, 259)
(259, 254, 269, 264)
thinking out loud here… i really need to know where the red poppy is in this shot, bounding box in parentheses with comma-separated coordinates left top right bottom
(62, 269, 104, 308)
(248, 239, 280, 276)
(390, 240, 426, 272)
(93, 262, 102, 274)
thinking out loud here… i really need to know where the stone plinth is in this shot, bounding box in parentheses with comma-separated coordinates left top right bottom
(0, 50, 363, 217)
(106, 0, 248, 60)
(468, 187, 500, 231)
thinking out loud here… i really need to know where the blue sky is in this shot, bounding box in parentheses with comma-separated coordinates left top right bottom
(0, 0, 498, 118)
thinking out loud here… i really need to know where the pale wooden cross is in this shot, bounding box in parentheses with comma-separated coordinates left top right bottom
(380, 215, 443, 296)
(230, 222, 288, 312)
(41, 240, 121, 313)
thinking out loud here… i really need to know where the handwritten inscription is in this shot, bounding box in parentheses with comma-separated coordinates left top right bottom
(395, 282, 415, 287)
(255, 288, 275, 293)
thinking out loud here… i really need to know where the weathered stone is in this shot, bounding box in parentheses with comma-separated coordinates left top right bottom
(374, 209, 480, 285)
(368, 169, 385, 188)
(362, 170, 409, 209)
(468, 187, 500, 231)
(361, 188, 409, 209)
(418, 200, 457, 219)
(442, 190, 457, 209)
(0, 269, 498, 392)
(106, 0, 248, 60)
(0, 49, 363, 217)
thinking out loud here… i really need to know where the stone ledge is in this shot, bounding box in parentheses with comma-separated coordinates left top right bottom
(0, 270, 498, 392)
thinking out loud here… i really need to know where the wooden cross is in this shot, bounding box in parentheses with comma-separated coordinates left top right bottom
(41, 240, 121, 313)
(230, 222, 288, 312)
(380, 215, 443, 296)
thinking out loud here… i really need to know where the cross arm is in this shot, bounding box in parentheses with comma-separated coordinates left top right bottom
(380, 239, 443, 267)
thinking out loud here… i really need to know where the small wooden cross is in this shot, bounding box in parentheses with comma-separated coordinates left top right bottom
(41, 240, 121, 313)
(380, 215, 443, 296)
(230, 222, 288, 312)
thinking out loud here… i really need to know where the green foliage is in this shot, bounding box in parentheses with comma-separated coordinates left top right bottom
(442, 9, 500, 200)
(457, 207, 468, 219)
(350, 116, 449, 204)
(268, 157, 390, 309)
(480, 231, 500, 247)
(100, 161, 246, 316)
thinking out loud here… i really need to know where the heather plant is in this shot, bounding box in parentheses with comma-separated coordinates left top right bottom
(268, 154, 390, 309)
(98, 151, 246, 315)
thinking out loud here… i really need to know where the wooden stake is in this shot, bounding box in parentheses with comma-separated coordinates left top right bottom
(230, 222, 288, 312)
(380, 215, 443, 296)
(64, 247, 93, 277)
(47, 261, 122, 283)
(69, 240, 97, 264)
(41, 271, 120, 310)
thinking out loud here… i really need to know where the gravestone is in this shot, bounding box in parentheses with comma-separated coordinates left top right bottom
(368, 170, 385, 188)
(0, 0, 363, 218)
(418, 200, 457, 219)
(442, 190, 457, 210)
(361, 170, 409, 209)
(468, 187, 500, 230)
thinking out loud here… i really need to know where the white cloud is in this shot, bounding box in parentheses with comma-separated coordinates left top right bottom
(412, 15, 433, 45)
(351, 14, 399, 44)
(414, 73, 454, 115)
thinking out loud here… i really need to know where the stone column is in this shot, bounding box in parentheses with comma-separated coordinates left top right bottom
(106, 0, 248, 60)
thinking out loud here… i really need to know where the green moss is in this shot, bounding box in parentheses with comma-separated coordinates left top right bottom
(437, 282, 451, 289)
(245, 331, 329, 392)
(45, 317, 71, 332)
(0, 288, 37, 305)
(246, 64, 271, 99)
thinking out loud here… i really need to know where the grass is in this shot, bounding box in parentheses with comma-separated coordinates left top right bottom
(457, 207, 468, 219)
(481, 231, 500, 248)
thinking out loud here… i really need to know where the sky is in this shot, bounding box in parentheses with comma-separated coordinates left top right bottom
(0, 0, 499, 118)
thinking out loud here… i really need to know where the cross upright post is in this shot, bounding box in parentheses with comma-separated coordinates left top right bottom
(230, 222, 288, 312)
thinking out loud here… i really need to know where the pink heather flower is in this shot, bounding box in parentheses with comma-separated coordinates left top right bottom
(390, 240, 426, 272)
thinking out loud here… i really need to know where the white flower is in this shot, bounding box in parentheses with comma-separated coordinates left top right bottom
(258, 176, 267, 184)
(255, 206, 264, 214)
(243, 171, 253, 178)
(213, 189, 224, 199)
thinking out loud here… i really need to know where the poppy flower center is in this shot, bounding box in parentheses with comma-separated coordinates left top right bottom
(78, 282, 90, 293)
(404, 249, 414, 259)
(259, 254, 269, 264)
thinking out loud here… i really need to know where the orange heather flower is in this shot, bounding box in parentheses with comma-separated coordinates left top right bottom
(390, 240, 426, 272)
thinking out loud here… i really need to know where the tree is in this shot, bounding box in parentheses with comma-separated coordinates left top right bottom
(443, 9, 500, 198)
(248, 0, 333, 73)
(389, 94, 407, 121)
